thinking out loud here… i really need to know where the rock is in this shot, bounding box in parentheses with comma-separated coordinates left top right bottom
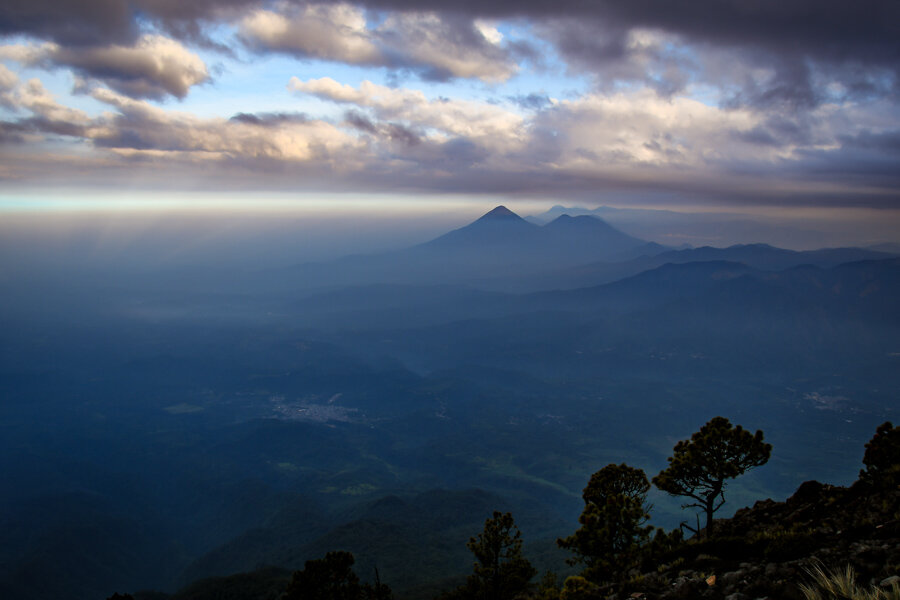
(725, 594, 749, 600)
(720, 571, 744, 587)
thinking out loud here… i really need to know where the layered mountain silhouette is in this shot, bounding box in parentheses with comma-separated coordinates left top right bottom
(285, 206, 660, 290)
(519, 242, 899, 291)
(413, 205, 650, 267)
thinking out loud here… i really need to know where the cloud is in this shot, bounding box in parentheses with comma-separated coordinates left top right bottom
(0, 63, 19, 108)
(85, 86, 359, 162)
(288, 77, 524, 146)
(240, 4, 381, 65)
(0, 0, 136, 46)
(342, 109, 420, 145)
(0, 59, 897, 209)
(2, 0, 896, 110)
(0, 35, 209, 99)
(229, 111, 309, 126)
(376, 12, 515, 81)
(508, 93, 552, 111)
(8, 78, 93, 124)
(239, 4, 517, 82)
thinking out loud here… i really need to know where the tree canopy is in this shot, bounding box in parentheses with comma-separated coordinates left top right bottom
(860, 421, 900, 488)
(558, 463, 653, 585)
(465, 511, 536, 600)
(282, 551, 392, 600)
(652, 416, 771, 537)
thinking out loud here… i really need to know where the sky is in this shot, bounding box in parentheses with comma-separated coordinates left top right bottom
(1, 0, 899, 246)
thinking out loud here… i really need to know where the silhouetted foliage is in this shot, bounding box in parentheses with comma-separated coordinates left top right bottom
(464, 511, 536, 600)
(559, 575, 601, 600)
(581, 463, 650, 508)
(558, 464, 653, 585)
(653, 416, 771, 537)
(534, 571, 561, 600)
(860, 421, 900, 488)
(283, 551, 363, 600)
(363, 567, 394, 600)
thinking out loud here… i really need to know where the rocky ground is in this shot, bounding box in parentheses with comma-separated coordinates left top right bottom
(612, 480, 900, 600)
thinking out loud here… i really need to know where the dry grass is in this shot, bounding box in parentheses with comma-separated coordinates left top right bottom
(799, 564, 900, 600)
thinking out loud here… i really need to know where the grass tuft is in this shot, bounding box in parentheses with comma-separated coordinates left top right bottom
(799, 563, 900, 600)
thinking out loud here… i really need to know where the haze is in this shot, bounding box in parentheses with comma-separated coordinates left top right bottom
(1, 2, 899, 600)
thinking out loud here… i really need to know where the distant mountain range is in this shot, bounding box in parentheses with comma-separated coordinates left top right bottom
(521, 242, 899, 291)
(526, 204, 900, 250)
(280, 206, 898, 294)
(417, 205, 653, 263)
(284, 206, 665, 291)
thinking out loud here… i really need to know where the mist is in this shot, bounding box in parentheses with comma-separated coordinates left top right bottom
(1, 202, 898, 600)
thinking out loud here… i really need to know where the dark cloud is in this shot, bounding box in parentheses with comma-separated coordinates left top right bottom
(91, 124, 162, 151)
(343, 110, 378, 134)
(730, 126, 779, 147)
(384, 122, 420, 146)
(358, 0, 898, 64)
(375, 0, 899, 108)
(52, 38, 209, 99)
(729, 114, 816, 147)
(343, 110, 421, 145)
(0, 116, 86, 143)
(841, 129, 900, 155)
(5, 0, 896, 69)
(0, 0, 135, 46)
(508, 93, 551, 110)
(0, 120, 28, 143)
(3, 0, 897, 109)
(21, 116, 88, 137)
(229, 111, 309, 126)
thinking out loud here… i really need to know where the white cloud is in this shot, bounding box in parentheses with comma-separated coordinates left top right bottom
(377, 12, 516, 81)
(289, 77, 524, 147)
(0, 64, 19, 107)
(474, 20, 504, 45)
(545, 90, 767, 170)
(240, 4, 381, 65)
(12, 78, 92, 124)
(87, 87, 361, 162)
(240, 4, 517, 82)
(0, 35, 209, 99)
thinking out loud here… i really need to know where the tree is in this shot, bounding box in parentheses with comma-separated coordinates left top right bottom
(859, 421, 900, 489)
(652, 416, 771, 537)
(581, 463, 651, 508)
(558, 464, 653, 585)
(283, 551, 362, 600)
(465, 511, 536, 600)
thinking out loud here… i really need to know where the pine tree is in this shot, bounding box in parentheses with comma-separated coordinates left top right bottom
(466, 511, 536, 600)
(652, 416, 771, 537)
(859, 421, 900, 489)
(558, 463, 653, 585)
